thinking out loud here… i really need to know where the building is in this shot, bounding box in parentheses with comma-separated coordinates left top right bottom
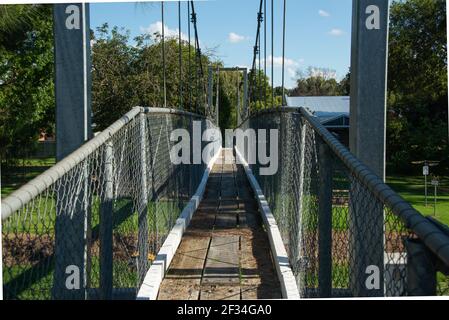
(285, 96, 350, 146)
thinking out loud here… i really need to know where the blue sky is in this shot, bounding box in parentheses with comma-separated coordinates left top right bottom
(90, 0, 352, 88)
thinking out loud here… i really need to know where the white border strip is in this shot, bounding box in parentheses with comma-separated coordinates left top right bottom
(235, 148, 300, 300)
(136, 147, 222, 300)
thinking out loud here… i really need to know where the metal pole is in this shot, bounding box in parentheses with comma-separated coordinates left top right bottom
(243, 69, 248, 120)
(425, 174, 428, 206)
(187, 2, 192, 111)
(271, 0, 274, 107)
(138, 113, 149, 285)
(207, 66, 213, 115)
(216, 68, 220, 127)
(281, 0, 287, 106)
(236, 69, 240, 127)
(434, 184, 437, 216)
(178, 0, 183, 110)
(161, 1, 167, 108)
(100, 141, 113, 300)
(405, 239, 437, 296)
(349, 0, 389, 297)
(318, 140, 333, 298)
(53, 3, 92, 299)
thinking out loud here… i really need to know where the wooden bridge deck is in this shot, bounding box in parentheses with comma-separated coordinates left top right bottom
(157, 149, 281, 300)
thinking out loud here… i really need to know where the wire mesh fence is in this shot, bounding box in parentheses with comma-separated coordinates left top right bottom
(1, 107, 214, 300)
(238, 107, 449, 298)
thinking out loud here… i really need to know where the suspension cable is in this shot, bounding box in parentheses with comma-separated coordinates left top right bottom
(250, 0, 264, 114)
(178, 1, 183, 110)
(161, 1, 167, 108)
(258, 10, 262, 106)
(190, 1, 204, 114)
(264, 0, 267, 109)
(271, 0, 274, 107)
(187, 2, 191, 111)
(281, 0, 287, 106)
(216, 66, 219, 123)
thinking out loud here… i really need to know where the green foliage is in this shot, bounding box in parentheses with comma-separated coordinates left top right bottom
(92, 24, 212, 130)
(248, 69, 284, 111)
(290, 67, 350, 97)
(0, 5, 54, 163)
(387, 0, 448, 174)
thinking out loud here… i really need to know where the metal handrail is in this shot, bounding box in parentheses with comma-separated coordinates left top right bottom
(239, 106, 449, 266)
(1, 107, 207, 220)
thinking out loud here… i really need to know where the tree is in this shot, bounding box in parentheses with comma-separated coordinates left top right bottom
(0, 5, 54, 164)
(91, 24, 214, 130)
(290, 67, 341, 96)
(387, 0, 448, 173)
(338, 70, 350, 96)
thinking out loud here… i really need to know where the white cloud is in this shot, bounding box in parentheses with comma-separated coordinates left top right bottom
(328, 28, 345, 37)
(140, 21, 188, 42)
(319, 10, 330, 17)
(287, 68, 296, 77)
(258, 55, 301, 68)
(255, 56, 304, 82)
(228, 32, 246, 43)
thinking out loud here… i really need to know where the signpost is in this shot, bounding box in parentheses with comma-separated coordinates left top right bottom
(423, 164, 429, 206)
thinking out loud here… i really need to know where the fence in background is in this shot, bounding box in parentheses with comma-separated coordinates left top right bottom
(1, 107, 214, 300)
(238, 107, 449, 297)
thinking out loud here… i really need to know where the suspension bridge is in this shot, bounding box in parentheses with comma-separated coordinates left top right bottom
(1, 1, 449, 300)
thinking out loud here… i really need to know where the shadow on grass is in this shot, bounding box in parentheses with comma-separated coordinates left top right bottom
(3, 200, 134, 300)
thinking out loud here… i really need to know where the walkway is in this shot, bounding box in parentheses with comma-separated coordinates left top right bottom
(157, 149, 281, 300)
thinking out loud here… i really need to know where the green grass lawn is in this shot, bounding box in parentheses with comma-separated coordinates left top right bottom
(387, 175, 449, 226)
(1, 157, 56, 198)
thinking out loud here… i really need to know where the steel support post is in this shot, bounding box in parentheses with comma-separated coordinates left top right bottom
(138, 113, 149, 285)
(100, 142, 114, 300)
(318, 140, 333, 298)
(53, 3, 92, 299)
(349, 0, 389, 297)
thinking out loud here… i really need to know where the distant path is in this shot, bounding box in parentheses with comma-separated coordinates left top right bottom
(157, 149, 281, 300)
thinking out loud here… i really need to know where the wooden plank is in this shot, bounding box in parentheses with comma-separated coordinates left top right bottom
(202, 236, 240, 285)
(158, 279, 201, 300)
(219, 200, 239, 211)
(200, 285, 241, 300)
(214, 213, 237, 229)
(241, 284, 282, 300)
(243, 212, 260, 229)
(157, 236, 210, 300)
(240, 234, 282, 300)
(238, 212, 247, 228)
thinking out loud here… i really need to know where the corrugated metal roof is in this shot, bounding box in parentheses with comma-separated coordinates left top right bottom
(285, 96, 350, 114)
(285, 95, 350, 128)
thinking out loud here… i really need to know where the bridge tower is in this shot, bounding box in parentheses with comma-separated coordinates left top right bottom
(53, 3, 93, 299)
(349, 0, 389, 297)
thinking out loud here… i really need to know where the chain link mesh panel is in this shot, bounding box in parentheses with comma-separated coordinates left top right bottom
(238, 108, 449, 298)
(2, 108, 213, 300)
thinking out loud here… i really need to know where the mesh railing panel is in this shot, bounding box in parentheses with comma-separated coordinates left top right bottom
(2, 107, 213, 300)
(238, 108, 449, 298)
